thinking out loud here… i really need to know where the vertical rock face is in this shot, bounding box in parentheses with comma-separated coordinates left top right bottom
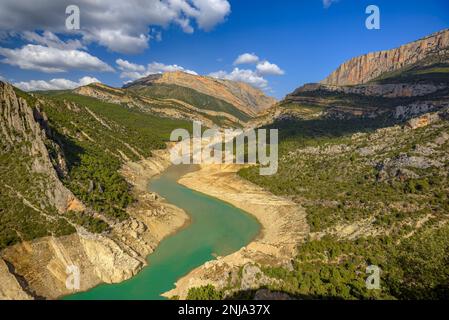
(1, 81, 190, 300)
(0, 81, 79, 213)
(0, 234, 143, 299)
(0, 259, 32, 300)
(321, 29, 449, 86)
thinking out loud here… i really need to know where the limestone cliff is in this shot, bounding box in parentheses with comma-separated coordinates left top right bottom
(0, 82, 189, 299)
(279, 29, 449, 122)
(321, 29, 449, 86)
(0, 259, 32, 300)
(0, 82, 81, 213)
(0, 149, 188, 300)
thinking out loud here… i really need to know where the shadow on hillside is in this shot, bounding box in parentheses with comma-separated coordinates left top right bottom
(388, 284, 449, 300)
(224, 286, 449, 300)
(224, 287, 348, 301)
(48, 126, 85, 174)
(265, 115, 402, 144)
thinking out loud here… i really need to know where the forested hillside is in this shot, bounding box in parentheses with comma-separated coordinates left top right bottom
(238, 108, 449, 299)
(0, 82, 191, 249)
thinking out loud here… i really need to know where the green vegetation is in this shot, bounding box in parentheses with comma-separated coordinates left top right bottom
(371, 53, 449, 85)
(238, 113, 449, 299)
(187, 285, 224, 300)
(290, 87, 449, 110)
(0, 87, 193, 248)
(38, 92, 192, 221)
(13, 87, 39, 106)
(43, 92, 192, 154)
(257, 225, 449, 300)
(66, 211, 109, 234)
(0, 147, 75, 250)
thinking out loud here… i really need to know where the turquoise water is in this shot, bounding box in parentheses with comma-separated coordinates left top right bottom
(65, 165, 260, 300)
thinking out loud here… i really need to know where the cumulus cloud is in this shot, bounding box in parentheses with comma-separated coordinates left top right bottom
(21, 31, 85, 50)
(14, 76, 99, 91)
(323, 0, 339, 8)
(0, 0, 231, 54)
(116, 59, 146, 73)
(234, 53, 260, 65)
(83, 29, 150, 55)
(117, 59, 197, 81)
(209, 68, 268, 89)
(192, 0, 232, 30)
(210, 53, 284, 90)
(256, 61, 285, 76)
(0, 44, 114, 73)
(147, 62, 198, 75)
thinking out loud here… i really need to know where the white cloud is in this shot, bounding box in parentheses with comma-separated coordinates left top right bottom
(191, 0, 231, 30)
(14, 76, 99, 91)
(147, 62, 198, 75)
(83, 29, 150, 55)
(21, 31, 85, 50)
(256, 61, 285, 76)
(234, 53, 259, 65)
(116, 59, 146, 73)
(209, 68, 268, 89)
(211, 53, 284, 91)
(120, 71, 148, 81)
(0, 44, 114, 73)
(323, 0, 338, 8)
(78, 76, 100, 86)
(117, 59, 197, 81)
(0, 0, 231, 54)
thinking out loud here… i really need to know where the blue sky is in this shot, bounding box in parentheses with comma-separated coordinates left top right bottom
(0, 0, 448, 99)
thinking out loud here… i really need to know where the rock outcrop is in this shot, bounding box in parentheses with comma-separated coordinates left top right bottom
(321, 29, 449, 86)
(1, 234, 141, 299)
(75, 83, 245, 128)
(124, 71, 277, 116)
(0, 82, 81, 213)
(0, 259, 32, 300)
(163, 164, 309, 299)
(0, 150, 189, 300)
(0, 82, 189, 299)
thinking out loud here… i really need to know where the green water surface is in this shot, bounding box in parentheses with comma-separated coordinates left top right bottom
(65, 165, 260, 300)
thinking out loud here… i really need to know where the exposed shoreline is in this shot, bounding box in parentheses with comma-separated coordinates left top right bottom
(163, 163, 309, 299)
(0, 153, 308, 300)
(0, 149, 190, 300)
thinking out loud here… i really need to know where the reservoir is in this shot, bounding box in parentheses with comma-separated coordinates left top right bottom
(65, 165, 260, 300)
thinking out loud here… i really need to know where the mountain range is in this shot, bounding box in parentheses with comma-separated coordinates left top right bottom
(0, 28, 448, 300)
